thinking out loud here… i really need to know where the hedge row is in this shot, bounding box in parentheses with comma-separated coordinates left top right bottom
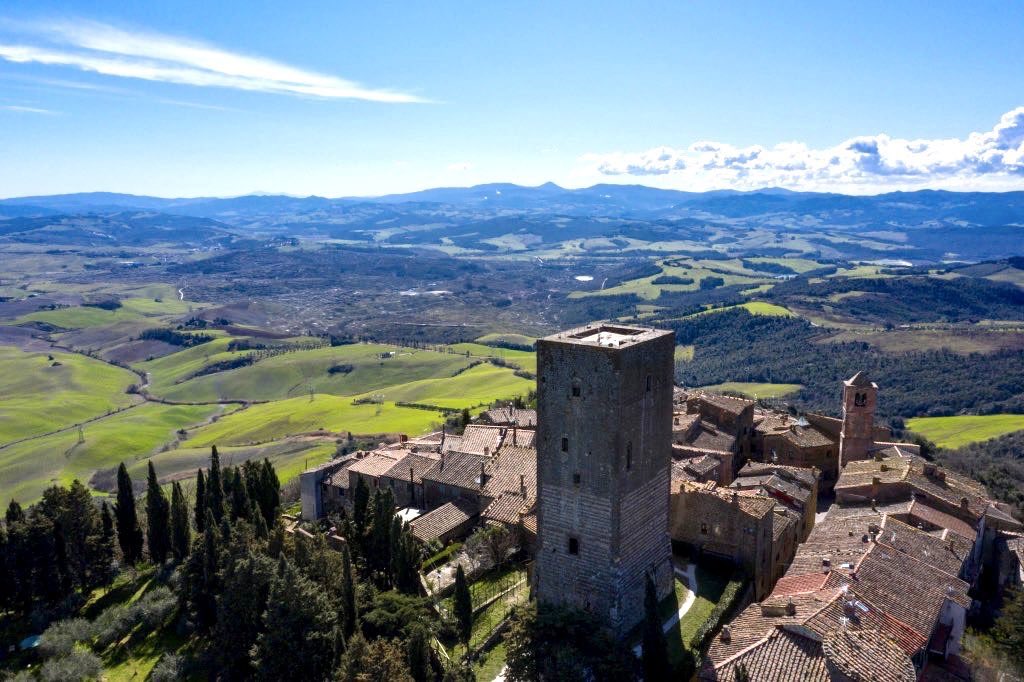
(688, 575, 748, 653)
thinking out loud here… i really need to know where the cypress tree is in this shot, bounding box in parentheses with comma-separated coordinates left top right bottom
(642, 572, 670, 682)
(6, 499, 25, 525)
(170, 482, 191, 562)
(340, 542, 357, 640)
(194, 468, 207, 533)
(208, 446, 225, 523)
(407, 624, 434, 682)
(145, 462, 171, 564)
(92, 501, 115, 587)
(114, 463, 144, 565)
(52, 520, 71, 596)
(259, 458, 280, 525)
(389, 514, 403, 589)
(353, 477, 370, 536)
(453, 564, 473, 647)
(230, 468, 251, 521)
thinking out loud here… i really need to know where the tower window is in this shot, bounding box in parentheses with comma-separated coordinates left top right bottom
(561, 437, 568, 453)
(646, 375, 652, 392)
(854, 392, 866, 407)
(626, 442, 633, 470)
(572, 472, 581, 485)
(701, 523, 708, 535)
(572, 381, 581, 397)
(568, 537, 579, 555)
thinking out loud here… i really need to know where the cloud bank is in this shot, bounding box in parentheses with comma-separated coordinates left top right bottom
(0, 20, 425, 103)
(582, 107, 1024, 192)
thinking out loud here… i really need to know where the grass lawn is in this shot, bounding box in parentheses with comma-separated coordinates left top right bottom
(0, 402, 222, 505)
(699, 381, 802, 399)
(447, 343, 537, 374)
(739, 301, 794, 316)
(186, 395, 447, 447)
(0, 345, 141, 445)
(907, 414, 1024, 448)
(444, 569, 530, 664)
(676, 564, 729, 650)
(569, 259, 770, 301)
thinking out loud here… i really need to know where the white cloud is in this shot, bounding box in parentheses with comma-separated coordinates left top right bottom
(580, 107, 1024, 192)
(1, 104, 56, 114)
(0, 19, 425, 103)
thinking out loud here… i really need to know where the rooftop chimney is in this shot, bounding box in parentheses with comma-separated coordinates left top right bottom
(484, 446, 490, 458)
(721, 626, 731, 643)
(520, 473, 527, 498)
(785, 599, 796, 616)
(480, 462, 486, 489)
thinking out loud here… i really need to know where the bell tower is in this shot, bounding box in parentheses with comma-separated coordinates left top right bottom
(839, 371, 878, 466)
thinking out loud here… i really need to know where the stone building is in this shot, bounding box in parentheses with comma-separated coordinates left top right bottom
(670, 481, 777, 599)
(839, 371, 879, 466)
(535, 323, 675, 635)
(731, 462, 818, 541)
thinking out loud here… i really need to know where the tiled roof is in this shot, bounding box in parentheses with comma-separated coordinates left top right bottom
(771, 571, 829, 597)
(846, 371, 874, 387)
(482, 492, 533, 525)
(409, 498, 478, 543)
(423, 451, 489, 489)
(442, 424, 507, 457)
(347, 452, 402, 478)
(693, 392, 755, 415)
(737, 462, 818, 488)
(821, 628, 916, 682)
(803, 589, 928, 656)
(681, 420, 739, 452)
(687, 454, 722, 477)
(772, 509, 797, 542)
(380, 453, 440, 486)
(480, 406, 537, 427)
(671, 459, 697, 483)
(875, 516, 973, 578)
(904, 500, 977, 539)
(483, 445, 536, 498)
(702, 627, 828, 681)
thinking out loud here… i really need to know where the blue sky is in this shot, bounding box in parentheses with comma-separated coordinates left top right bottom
(1, 1, 1022, 198)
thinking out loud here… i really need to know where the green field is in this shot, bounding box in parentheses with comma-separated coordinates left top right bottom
(353, 362, 534, 409)
(127, 438, 337, 492)
(447, 342, 537, 375)
(907, 414, 1024, 448)
(699, 382, 802, 398)
(569, 258, 771, 301)
(0, 345, 141, 444)
(0, 402, 221, 504)
(143, 342, 477, 402)
(475, 332, 537, 347)
(675, 345, 695, 362)
(12, 305, 144, 329)
(184, 395, 447, 447)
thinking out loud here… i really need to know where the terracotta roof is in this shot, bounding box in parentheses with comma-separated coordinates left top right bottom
(423, 451, 489, 489)
(480, 406, 537, 427)
(409, 498, 478, 543)
(904, 500, 977, 539)
(737, 462, 818, 487)
(676, 419, 738, 452)
(803, 589, 928, 655)
(846, 371, 875, 387)
(380, 453, 439, 486)
(347, 452, 402, 478)
(822, 628, 916, 682)
(771, 572, 830, 597)
(876, 516, 973, 578)
(693, 392, 755, 415)
(671, 459, 697, 483)
(442, 424, 507, 457)
(702, 627, 828, 681)
(482, 492, 532, 525)
(482, 445, 536, 498)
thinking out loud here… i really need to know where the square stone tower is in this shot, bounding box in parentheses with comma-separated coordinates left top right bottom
(535, 323, 675, 634)
(839, 371, 878, 466)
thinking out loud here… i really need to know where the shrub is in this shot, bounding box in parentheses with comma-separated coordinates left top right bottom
(151, 653, 184, 682)
(652, 275, 695, 285)
(39, 618, 95, 659)
(421, 542, 463, 573)
(38, 648, 103, 682)
(688, 575, 747, 653)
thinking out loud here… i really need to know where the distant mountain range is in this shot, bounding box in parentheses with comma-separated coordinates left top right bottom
(2, 184, 1023, 262)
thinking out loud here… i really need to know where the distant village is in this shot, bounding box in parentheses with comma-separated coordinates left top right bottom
(299, 323, 1024, 681)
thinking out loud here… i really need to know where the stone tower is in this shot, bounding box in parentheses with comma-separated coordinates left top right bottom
(839, 371, 878, 466)
(535, 323, 675, 635)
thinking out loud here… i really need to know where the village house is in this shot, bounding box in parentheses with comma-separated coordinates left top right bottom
(701, 502, 976, 680)
(731, 461, 818, 541)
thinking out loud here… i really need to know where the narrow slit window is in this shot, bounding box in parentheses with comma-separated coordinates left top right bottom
(626, 442, 632, 470)
(572, 381, 581, 397)
(572, 472, 581, 485)
(568, 537, 579, 555)
(646, 375, 652, 392)
(561, 437, 568, 453)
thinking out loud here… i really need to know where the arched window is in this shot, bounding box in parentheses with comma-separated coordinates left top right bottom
(854, 392, 867, 407)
